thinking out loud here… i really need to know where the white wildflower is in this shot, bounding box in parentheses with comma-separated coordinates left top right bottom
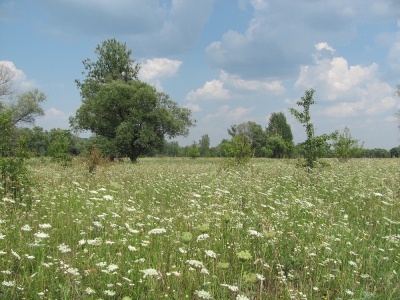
(107, 264, 118, 272)
(236, 295, 250, 300)
(2, 281, 15, 287)
(34, 232, 50, 239)
(0, 233, 5, 239)
(373, 192, 383, 197)
(221, 284, 239, 292)
(256, 273, 265, 281)
(11, 249, 20, 260)
(349, 261, 357, 268)
(205, 250, 217, 258)
(39, 223, 52, 229)
(128, 245, 138, 252)
(58, 243, 71, 253)
(140, 268, 159, 278)
(103, 195, 113, 201)
(148, 228, 166, 235)
(194, 289, 213, 299)
(87, 238, 102, 245)
(78, 239, 86, 245)
(200, 268, 209, 275)
(248, 229, 263, 237)
(96, 262, 107, 267)
(197, 233, 209, 242)
(345, 289, 354, 296)
(85, 287, 96, 294)
(21, 224, 32, 231)
(66, 268, 80, 276)
(2, 197, 15, 203)
(186, 260, 204, 268)
(103, 290, 116, 296)
(89, 190, 98, 194)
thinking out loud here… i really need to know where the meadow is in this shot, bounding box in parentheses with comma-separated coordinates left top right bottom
(1, 158, 399, 299)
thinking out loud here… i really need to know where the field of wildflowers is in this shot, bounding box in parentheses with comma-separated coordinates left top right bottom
(1, 158, 399, 299)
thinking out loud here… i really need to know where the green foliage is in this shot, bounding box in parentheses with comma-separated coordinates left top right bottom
(71, 39, 195, 162)
(8, 89, 46, 126)
(0, 72, 45, 205)
(228, 121, 266, 157)
(265, 112, 294, 158)
(290, 89, 338, 168)
(266, 112, 293, 143)
(332, 126, 363, 160)
(0, 110, 32, 204)
(231, 134, 254, 164)
(198, 134, 210, 157)
(48, 131, 72, 167)
(187, 144, 200, 159)
(389, 146, 400, 157)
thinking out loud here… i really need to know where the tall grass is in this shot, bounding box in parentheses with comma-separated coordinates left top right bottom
(0, 158, 399, 299)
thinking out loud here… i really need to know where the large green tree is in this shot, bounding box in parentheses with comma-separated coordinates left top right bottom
(70, 39, 195, 161)
(228, 121, 266, 157)
(265, 112, 294, 158)
(0, 64, 46, 202)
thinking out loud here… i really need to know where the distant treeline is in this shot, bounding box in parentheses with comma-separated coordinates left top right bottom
(18, 126, 400, 159)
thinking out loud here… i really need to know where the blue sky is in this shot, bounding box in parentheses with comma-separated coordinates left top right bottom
(1, 0, 400, 149)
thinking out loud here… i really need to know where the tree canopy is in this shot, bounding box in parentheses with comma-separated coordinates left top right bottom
(70, 39, 195, 161)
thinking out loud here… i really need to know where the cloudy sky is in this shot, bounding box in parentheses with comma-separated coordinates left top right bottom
(1, 0, 400, 149)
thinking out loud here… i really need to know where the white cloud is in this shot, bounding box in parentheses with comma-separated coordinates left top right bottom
(138, 58, 182, 91)
(184, 103, 202, 112)
(186, 79, 230, 101)
(186, 70, 284, 101)
(139, 58, 182, 81)
(294, 47, 398, 118)
(314, 42, 336, 53)
(43, 108, 69, 120)
(206, 1, 400, 80)
(220, 71, 284, 93)
(203, 105, 254, 122)
(0, 61, 36, 91)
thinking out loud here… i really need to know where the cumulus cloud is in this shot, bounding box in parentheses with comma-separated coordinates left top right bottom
(36, 0, 215, 56)
(43, 108, 69, 120)
(186, 70, 284, 101)
(138, 58, 182, 91)
(186, 79, 230, 101)
(295, 44, 398, 118)
(139, 58, 182, 81)
(184, 103, 202, 112)
(206, 0, 400, 80)
(203, 105, 254, 122)
(0, 61, 36, 91)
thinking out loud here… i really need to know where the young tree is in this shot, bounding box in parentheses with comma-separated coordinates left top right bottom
(290, 89, 337, 168)
(70, 39, 195, 162)
(332, 126, 363, 160)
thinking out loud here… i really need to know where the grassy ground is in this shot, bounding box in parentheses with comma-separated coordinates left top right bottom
(1, 158, 399, 299)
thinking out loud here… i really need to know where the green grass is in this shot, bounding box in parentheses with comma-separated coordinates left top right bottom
(1, 158, 399, 299)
